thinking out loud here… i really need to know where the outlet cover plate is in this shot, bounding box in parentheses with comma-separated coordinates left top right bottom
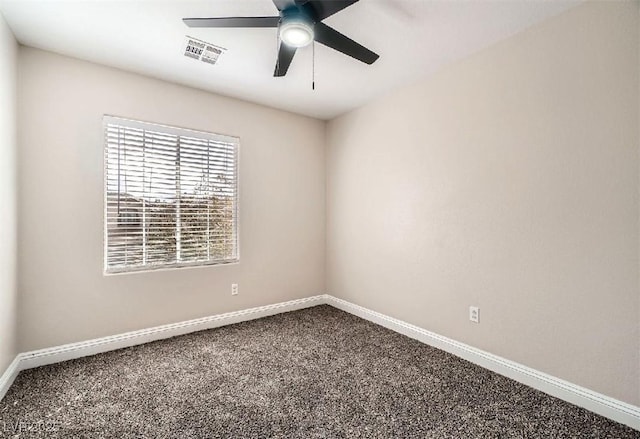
(469, 306, 479, 323)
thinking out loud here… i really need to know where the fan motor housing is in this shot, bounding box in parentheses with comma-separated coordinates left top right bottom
(282, 6, 315, 22)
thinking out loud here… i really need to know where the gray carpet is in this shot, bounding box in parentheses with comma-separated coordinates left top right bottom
(0, 305, 638, 438)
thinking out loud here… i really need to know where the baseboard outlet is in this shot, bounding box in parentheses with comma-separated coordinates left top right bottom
(324, 294, 640, 431)
(12, 295, 324, 377)
(0, 356, 20, 401)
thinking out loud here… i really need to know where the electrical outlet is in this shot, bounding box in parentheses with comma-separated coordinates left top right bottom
(469, 306, 479, 323)
(231, 283, 238, 296)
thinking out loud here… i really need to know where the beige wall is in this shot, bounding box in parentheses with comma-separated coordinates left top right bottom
(0, 13, 17, 374)
(326, 1, 640, 405)
(17, 47, 325, 351)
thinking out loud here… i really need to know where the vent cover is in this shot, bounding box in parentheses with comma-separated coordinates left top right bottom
(184, 36, 226, 65)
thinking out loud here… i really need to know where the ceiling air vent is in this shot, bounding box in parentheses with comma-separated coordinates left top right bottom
(184, 36, 226, 65)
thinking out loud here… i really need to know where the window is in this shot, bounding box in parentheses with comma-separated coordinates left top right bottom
(104, 116, 239, 274)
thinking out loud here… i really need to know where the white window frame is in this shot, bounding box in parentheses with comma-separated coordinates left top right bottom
(103, 115, 240, 275)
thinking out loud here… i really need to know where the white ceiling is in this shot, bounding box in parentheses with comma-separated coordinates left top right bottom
(0, 0, 580, 120)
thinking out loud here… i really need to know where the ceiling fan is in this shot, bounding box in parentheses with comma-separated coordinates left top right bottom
(182, 0, 379, 77)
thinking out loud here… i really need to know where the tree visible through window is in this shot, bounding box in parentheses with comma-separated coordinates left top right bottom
(104, 116, 239, 274)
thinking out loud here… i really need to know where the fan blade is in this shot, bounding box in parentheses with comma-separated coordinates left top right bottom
(313, 22, 379, 64)
(183, 17, 280, 28)
(307, 0, 359, 20)
(272, 0, 296, 11)
(274, 43, 297, 77)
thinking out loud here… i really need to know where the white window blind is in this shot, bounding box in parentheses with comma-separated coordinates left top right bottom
(104, 116, 239, 274)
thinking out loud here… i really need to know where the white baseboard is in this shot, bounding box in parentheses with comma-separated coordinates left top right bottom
(1, 293, 639, 432)
(19, 295, 324, 371)
(0, 295, 324, 399)
(0, 356, 20, 401)
(324, 294, 640, 431)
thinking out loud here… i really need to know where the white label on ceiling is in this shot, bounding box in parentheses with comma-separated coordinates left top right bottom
(184, 36, 226, 65)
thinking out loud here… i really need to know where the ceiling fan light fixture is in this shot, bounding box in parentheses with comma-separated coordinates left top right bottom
(280, 19, 314, 48)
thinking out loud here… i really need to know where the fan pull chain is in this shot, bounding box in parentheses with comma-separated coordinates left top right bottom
(312, 41, 315, 90)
